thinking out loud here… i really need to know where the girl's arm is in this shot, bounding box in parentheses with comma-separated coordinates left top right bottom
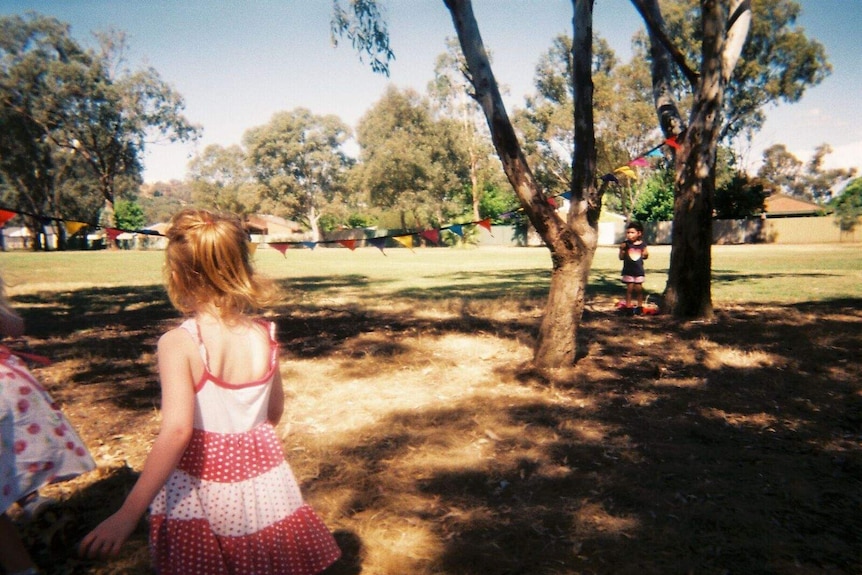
(79, 328, 196, 559)
(643, 245, 649, 259)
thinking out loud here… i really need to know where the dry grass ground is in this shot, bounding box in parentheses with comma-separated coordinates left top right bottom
(2, 245, 860, 574)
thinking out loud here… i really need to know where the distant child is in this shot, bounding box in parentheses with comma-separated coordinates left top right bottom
(79, 209, 340, 574)
(619, 221, 649, 311)
(1, 276, 95, 575)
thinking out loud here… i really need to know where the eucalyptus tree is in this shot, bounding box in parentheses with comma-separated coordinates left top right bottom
(333, 0, 830, 364)
(355, 86, 470, 230)
(429, 37, 502, 221)
(0, 13, 199, 231)
(56, 29, 200, 218)
(0, 14, 94, 247)
(633, 0, 829, 317)
(758, 143, 856, 203)
(244, 108, 354, 241)
(188, 144, 260, 214)
(515, 34, 657, 219)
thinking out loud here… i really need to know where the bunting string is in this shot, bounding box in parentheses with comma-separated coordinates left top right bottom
(0, 136, 680, 255)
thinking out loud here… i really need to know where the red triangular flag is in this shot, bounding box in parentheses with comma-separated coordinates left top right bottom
(664, 136, 681, 150)
(477, 218, 493, 234)
(269, 242, 290, 256)
(337, 239, 357, 251)
(105, 228, 123, 241)
(0, 209, 16, 227)
(420, 229, 440, 244)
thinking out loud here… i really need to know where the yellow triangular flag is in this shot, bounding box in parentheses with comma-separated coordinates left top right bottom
(65, 221, 88, 236)
(613, 165, 638, 179)
(393, 235, 414, 250)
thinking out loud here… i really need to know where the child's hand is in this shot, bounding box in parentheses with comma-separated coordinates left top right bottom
(78, 510, 137, 559)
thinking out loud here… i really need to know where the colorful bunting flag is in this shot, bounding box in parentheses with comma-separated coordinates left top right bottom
(646, 148, 664, 158)
(105, 228, 123, 242)
(628, 157, 650, 167)
(420, 229, 440, 244)
(65, 221, 88, 236)
(269, 242, 290, 256)
(664, 135, 681, 150)
(393, 235, 414, 251)
(0, 209, 16, 227)
(301, 241, 317, 250)
(368, 237, 387, 253)
(614, 166, 638, 180)
(600, 173, 619, 183)
(561, 192, 573, 200)
(547, 197, 557, 208)
(478, 218, 493, 235)
(337, 239, 357, 251)
(448, 224, 464, 237)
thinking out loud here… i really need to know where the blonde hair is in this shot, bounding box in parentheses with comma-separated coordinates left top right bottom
(165, 208, 278, 317)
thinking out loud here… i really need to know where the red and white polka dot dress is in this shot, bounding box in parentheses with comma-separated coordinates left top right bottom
(149, 320, 340, 574)
(1, 349, 95, 511)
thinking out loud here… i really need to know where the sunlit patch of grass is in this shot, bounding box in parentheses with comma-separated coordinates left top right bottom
(701, 407, 780, 430)
(696, 339, 785, 370)
(572, 500, 640, 537)
(650, 377, 707, 388)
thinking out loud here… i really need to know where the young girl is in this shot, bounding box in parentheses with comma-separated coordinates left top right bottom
(619, 221, 649, 311)
(1, 276, 95, 575)
(79, 209, 340, 574)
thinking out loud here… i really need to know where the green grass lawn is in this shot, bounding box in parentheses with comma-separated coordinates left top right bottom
(2, 243, 860, 305)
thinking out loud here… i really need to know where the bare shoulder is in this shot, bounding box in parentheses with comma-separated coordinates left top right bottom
(158, 326, 195, 354)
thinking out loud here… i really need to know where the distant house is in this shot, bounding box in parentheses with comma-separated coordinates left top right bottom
(244, 214, 308, 242)
(763, 194, 825, 218)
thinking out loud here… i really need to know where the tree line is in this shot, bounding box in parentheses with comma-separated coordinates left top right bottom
(4, 6, 855, 247)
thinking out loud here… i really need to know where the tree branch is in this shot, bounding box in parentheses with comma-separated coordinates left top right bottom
(629, 0, 699, 88)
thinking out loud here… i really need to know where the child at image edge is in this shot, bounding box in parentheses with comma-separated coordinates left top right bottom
(1, 277, 95, 575)
(619, 221, 649, 310)
(79, 208, 340, 574)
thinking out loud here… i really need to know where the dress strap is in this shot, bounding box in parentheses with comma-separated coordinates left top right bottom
(179, 318, 211, 371)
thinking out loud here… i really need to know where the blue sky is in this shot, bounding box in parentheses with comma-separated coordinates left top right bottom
(3, 0, 860, 183)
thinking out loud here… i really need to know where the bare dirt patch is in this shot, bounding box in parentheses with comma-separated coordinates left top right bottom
(8, 287, 861, 574)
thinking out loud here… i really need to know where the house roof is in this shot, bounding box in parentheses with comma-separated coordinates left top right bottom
(244, 214, 303, 236)
(764, 194, 823, 217)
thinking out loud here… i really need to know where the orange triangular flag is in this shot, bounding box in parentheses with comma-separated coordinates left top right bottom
(65, 221, 88, 236)
(337, 239, 357, 250)
(477, 218, 493, 236)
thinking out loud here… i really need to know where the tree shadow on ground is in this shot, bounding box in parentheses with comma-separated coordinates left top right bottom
(9, 280, 861, 574)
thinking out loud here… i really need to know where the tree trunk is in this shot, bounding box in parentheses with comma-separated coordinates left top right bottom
(445, 0, 599, 367)
(636, 0, 750, 319)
